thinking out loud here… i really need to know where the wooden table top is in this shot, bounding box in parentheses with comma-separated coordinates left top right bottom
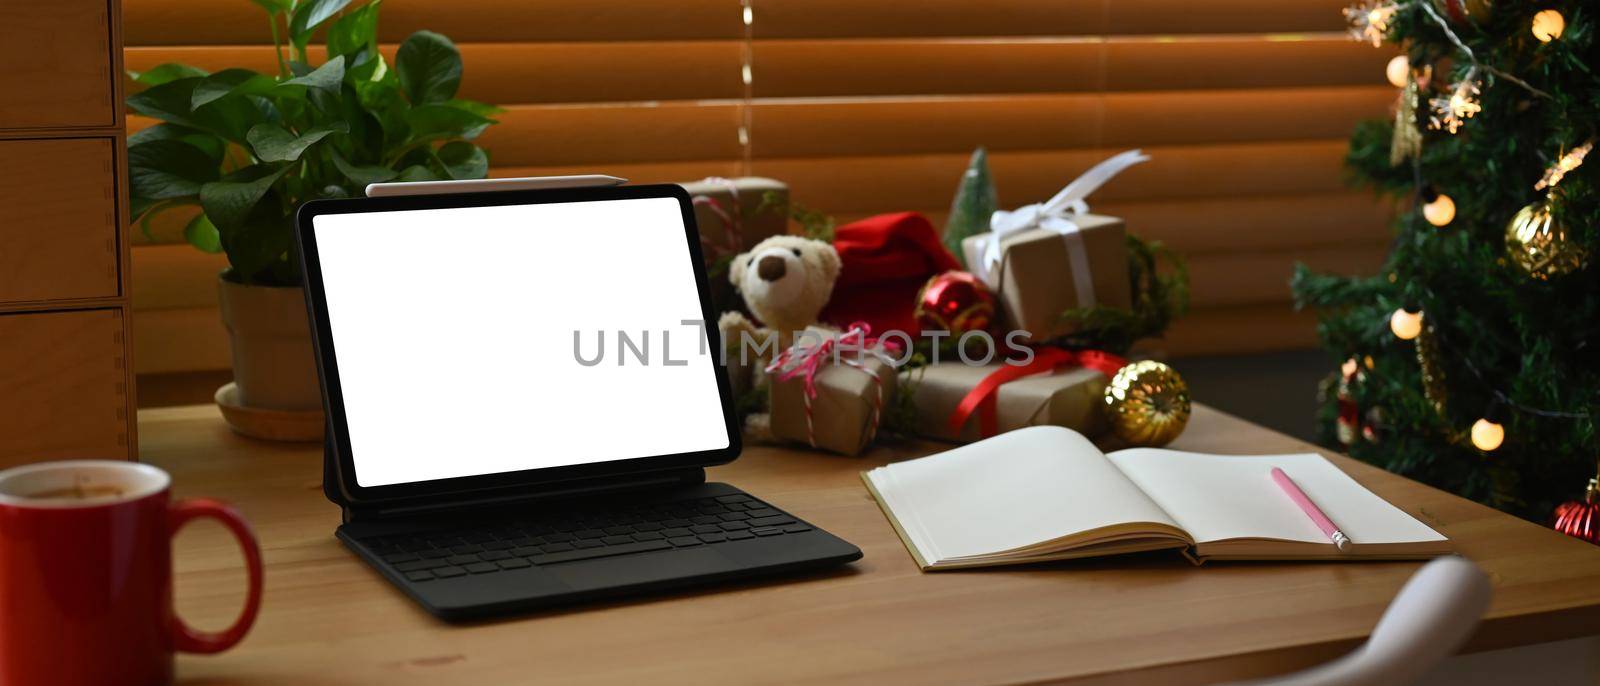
(145, 403, 1600, 685)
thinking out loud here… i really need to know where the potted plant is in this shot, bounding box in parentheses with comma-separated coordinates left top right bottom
(127, 0, 498, 438)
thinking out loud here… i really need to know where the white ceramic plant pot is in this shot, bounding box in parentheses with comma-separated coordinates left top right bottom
(216, 275, 324, 439)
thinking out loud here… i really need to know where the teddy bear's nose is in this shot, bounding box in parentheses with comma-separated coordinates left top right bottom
(757, 255, 788, 281)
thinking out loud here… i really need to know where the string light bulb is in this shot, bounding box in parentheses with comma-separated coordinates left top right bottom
(1471, 417, 1504, 451)
(1531, 10, 1565, 42)
(1422, 190, 1456, 226)
(1390, 307, 1423, 340)
(1429, 68, 1481, 134)
(1386, 55, 1410, 88)
(1536, 139, 1593, 192)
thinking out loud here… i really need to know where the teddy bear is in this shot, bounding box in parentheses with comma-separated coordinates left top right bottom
(717, 235, 842, 367)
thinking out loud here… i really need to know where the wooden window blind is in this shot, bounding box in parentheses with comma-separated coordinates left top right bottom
(125, 0, 1392, 375)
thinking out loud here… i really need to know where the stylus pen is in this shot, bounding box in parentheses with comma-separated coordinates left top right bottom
(1270, 467, 1352, 552)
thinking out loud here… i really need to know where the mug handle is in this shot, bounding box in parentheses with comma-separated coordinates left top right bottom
(167, 498, 264, 654)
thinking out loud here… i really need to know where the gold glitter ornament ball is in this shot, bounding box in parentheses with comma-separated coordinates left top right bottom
(1506, 200, 1588, 280)
(1103, 360, 1192, 447)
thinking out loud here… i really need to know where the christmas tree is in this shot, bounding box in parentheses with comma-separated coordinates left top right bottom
(942, 147, 998, 267)
(1292, 1, 1598, 534)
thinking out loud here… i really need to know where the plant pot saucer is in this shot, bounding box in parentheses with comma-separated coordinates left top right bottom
(215, 382, 324, 442)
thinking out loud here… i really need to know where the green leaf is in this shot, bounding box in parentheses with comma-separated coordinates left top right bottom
(289, 0, 354, 52)
(395, 30, 462, 104)
(127, 139, 220, 199)
(199, 164, 292, 228)
(128, 78, 280, 144)
(129, 63, 208, 87)
(246, 122, 348, 162)
(217, 198, 297, 285)
(281, 56, 345, 92)
(129, 124, 227, 163)
(394, 165, 440, 182)
(184, 213, 224, 253)
(435, 141, 487, 180)
(191, 68, 278, 109)
(442, 98, 505, 117)
(326, 0, 380, 61)
(330, 148, 399, 185)
(248, 0, 291, 13)
(405, 103, 491, 141)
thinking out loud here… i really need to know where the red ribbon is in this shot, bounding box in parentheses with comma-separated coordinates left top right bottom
(947, 347, 1127, 439)
(766, 323, 902, 449)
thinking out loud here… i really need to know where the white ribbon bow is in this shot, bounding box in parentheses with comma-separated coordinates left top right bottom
(976, 149, 1151, 308)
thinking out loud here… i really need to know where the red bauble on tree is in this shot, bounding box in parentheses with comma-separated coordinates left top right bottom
(914, 270, 996, 336)
(1552, 471, 1600, 546)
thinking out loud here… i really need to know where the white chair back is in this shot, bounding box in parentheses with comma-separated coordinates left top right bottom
(1227, 556, 1491, 686)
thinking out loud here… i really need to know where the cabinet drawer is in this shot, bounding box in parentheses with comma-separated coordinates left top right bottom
(0, 138, 120, 304)
(0, 0, 114, 129)
(0, 309, 129, 468)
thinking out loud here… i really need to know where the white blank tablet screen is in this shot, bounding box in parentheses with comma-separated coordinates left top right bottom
(311, 196, 730, 487)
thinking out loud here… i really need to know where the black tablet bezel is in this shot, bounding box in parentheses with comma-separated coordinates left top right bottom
(295, 183, 741, 505)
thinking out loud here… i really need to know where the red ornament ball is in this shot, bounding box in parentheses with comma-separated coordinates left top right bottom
(1552, 478, 1600, 546)
(915, 271, 996, 336)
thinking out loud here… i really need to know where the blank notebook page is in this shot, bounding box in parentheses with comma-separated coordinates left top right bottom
(1107, 450, 1447, 546)
(873, 427, 1178, 561)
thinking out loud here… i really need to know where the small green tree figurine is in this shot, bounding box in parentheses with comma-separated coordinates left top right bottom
(126, 0, 500, 286)
(942, 146, 998, 267)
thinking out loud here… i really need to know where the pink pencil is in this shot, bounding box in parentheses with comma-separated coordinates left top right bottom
(1270, 467, 1352, 552)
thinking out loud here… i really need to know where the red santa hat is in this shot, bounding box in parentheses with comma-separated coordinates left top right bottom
(818, 212, 963, 335)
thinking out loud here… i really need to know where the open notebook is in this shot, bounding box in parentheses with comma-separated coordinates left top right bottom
(863, 426, 1450, 570)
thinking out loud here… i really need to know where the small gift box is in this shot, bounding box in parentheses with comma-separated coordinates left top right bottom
(961, 151, 1147, 343)
(767, 326, 900, 456)
(911, 348, 1126, 443)
(681, 177, 788, 313)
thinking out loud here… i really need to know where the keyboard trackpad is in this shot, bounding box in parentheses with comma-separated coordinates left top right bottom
(544, 546, 737, 592)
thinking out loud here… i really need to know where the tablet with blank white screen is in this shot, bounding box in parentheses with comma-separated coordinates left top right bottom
(298, 185, 735, 496)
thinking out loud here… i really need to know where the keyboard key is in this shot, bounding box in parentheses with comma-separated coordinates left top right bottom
(719, 521, 751, 531)
(511, 546, 543, 557)
(663, 518, 692, 528)
(601, 535, 635, 545)
(690, 524, 722, 534)
(715, 494, 752, 503)
(632, 531, 665, 541)
(718, 512, 750, 521)
(574, 529, 606, 540)
(783, 524, 814, 534)
(395, 559, 448, 572)
(450, 544, 484, 554)
(543, 532, 575, 543)
(446, 554, 482, 565)
(726, 531, 756, 541)
(465, 562, 499, 574)
(573, 539, 604, 549)
(496, 558, 532, 570)
(724, 502, 751, 511)
(690, 515, 721, 525)
(404, 570, 434, 582)
(417, 549, 452, 559)
(662, 527, 692, 537)
(667, 536, 702, 547)
(462, 533, 495, 544)
(746, 508, 780, 518)
(697, 532, 727, 543)
(751, 527, 784, 537)
(604, 526, 634, 535)
(381, 552, 418, 564)
(479, 551, 512, 561)
(481, 541, 514, 551)
(633, 522, 663, 532)
(530, 540, 672, 565)
(541, 542, 575, 553)
(748, 515, 796, 528)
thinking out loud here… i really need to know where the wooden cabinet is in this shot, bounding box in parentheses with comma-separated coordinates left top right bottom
(0, 310, 129, 467)
(0, 138, 121, 303)
(0, 0, 116, 129)
(0, 0, 135, 464)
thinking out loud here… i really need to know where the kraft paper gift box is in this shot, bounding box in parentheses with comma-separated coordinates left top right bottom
(960, 213, 1131, 344)
(911, 361, 1107, 443)
(680, 177, 789, 314)
(768, 351, 897, 457)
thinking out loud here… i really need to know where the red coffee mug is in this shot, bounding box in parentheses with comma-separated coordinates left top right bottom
(0, 460, 263, 686)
